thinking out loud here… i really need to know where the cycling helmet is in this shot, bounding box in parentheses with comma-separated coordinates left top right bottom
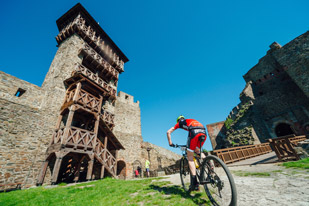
(176, 115, 185, 123)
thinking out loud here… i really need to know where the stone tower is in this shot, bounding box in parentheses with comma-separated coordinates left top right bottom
(36, 3, 129, 184)
(0, 3, 181, 188)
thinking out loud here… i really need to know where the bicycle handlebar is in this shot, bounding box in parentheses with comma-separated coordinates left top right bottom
(174, 144, 187, 148)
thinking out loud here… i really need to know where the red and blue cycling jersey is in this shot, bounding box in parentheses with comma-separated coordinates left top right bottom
(174, 119, 207, 152)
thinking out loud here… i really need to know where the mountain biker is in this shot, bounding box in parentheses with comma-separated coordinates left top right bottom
(167, 115, 207, 191)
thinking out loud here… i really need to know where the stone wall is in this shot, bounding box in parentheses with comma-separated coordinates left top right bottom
(114, 91, 180, 178)
(0, 99, 50, 188)
(0, 34, 87, 188)
(208, 31, 309, 149)
(206, 121, 225, 149)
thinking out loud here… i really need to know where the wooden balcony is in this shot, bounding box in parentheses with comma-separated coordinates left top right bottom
(51, 126, 96, 150)
(56, 14, 125, 73)
(72, 64, 117, 97)
(50, 126, 117, 177)
(62, 87, 101, 112)
(100, 109, 115, 129)
(80, 44, 119, 81)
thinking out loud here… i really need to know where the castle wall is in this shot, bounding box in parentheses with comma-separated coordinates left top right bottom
(0, 98, 51, 188)
(0, 4, 181, 186)
(210, 31, 309, 149)
(206, 121, 225, 149)
(114, 91, 180, 178)
(273, 31, 309, 98)
(0, 34, 90, 188)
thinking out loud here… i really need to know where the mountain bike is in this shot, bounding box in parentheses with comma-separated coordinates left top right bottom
(174, 141, 237, 206)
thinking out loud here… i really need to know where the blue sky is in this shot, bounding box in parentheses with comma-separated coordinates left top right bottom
(1, 0, 308, 154)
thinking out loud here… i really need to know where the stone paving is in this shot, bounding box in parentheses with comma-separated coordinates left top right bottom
(160, 154, 309, 206)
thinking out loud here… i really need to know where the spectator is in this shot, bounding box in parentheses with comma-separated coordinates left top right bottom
(145, 159, 150, 177)
(134, 169, 139, 178)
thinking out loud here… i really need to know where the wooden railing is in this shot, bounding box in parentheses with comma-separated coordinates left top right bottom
(73, 64, 116, 97)
(64, 126, 96, 149)
(212, 143, 272, 164)
(64, 88, 101, 112)
(51, 127, 117, 176)
(104, 149, 116, 175)
(268, 135, 307, 161)
(95, 141, 105, 160)
(76, 89, 101, 112)
(51, 127, 96, 150)
(100, 110, 115, 129)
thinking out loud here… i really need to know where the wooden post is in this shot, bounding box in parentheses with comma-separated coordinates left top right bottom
(55, 114, 63, 129)
(114, 150, 118, 177)
(86, 153, 94, 180)
(98, 95, 103, 114)
(93, 115, 100, 150)
(37, 160, 49, 185)
(73, 82, 82, 103)
(51, 153, 63, 184)
(100, 164, 105, 179)
(104, 136, 108, 159)
(62, 105, 75, 144)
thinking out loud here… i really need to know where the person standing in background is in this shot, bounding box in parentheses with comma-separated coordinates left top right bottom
(145, 159, 150, 177)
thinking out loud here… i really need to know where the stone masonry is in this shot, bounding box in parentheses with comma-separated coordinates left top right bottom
(0, 3, 180, 188)
(207, 31, 309, 149)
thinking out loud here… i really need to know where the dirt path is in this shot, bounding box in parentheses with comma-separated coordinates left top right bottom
(160, 163, 309, 206)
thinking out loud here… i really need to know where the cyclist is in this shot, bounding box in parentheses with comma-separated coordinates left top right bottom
(167, 115, 207, 191)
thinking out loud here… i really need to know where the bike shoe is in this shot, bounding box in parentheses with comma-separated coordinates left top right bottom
(189, 184, 200, 192)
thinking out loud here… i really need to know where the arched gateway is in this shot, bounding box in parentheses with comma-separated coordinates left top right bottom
(275, 123, 295, 137)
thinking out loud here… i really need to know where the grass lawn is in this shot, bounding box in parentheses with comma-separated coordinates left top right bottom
(282, 157, 309, 169)
(231, 170, 271, 177)
(0, 177, 211, 206)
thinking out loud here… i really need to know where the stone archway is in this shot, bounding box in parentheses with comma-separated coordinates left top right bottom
(132, 160, 142, 177)
(117, 160, 126, 180)
(275, 123, 295, 137)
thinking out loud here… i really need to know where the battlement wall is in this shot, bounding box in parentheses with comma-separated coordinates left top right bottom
(0, 71, 43, 108)
(114, 91, 142, 136)
(117, 91, 140, 106)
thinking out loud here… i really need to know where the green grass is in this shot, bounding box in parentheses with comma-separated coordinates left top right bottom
(281, 158, 309, 169)
(232, 170, 271, 177)
(0, 177, 211, 206)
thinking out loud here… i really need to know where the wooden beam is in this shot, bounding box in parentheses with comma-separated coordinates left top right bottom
(51, 152, 63, 184)
(37, 160, 49, 185)
(86, 153, 95, 180)
(100, 165, 105, 179)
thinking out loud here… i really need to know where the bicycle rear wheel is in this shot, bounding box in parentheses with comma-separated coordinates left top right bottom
(179, 157, 191, 192)
(200, 155, 237, 206)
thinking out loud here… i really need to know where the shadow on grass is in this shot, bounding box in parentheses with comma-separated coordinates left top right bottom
(148, 184, 209, 205)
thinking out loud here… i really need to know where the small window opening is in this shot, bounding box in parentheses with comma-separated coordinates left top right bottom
(15, 88, 26, 97)
(125, 95, 129, 100)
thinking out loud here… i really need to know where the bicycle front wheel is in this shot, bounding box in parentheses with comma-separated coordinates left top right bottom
(201, 155, 237, 206)
(179, 157, 190, 192)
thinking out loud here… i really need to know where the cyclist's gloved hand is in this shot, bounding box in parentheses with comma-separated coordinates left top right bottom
(170, 143, 175, 148)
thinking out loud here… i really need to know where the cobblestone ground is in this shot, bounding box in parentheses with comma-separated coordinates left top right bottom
(162, 163, 309, 206)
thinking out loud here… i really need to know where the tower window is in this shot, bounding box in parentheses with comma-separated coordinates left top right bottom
(15, 88, 26, 97)
(125, 95, 129, 100)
